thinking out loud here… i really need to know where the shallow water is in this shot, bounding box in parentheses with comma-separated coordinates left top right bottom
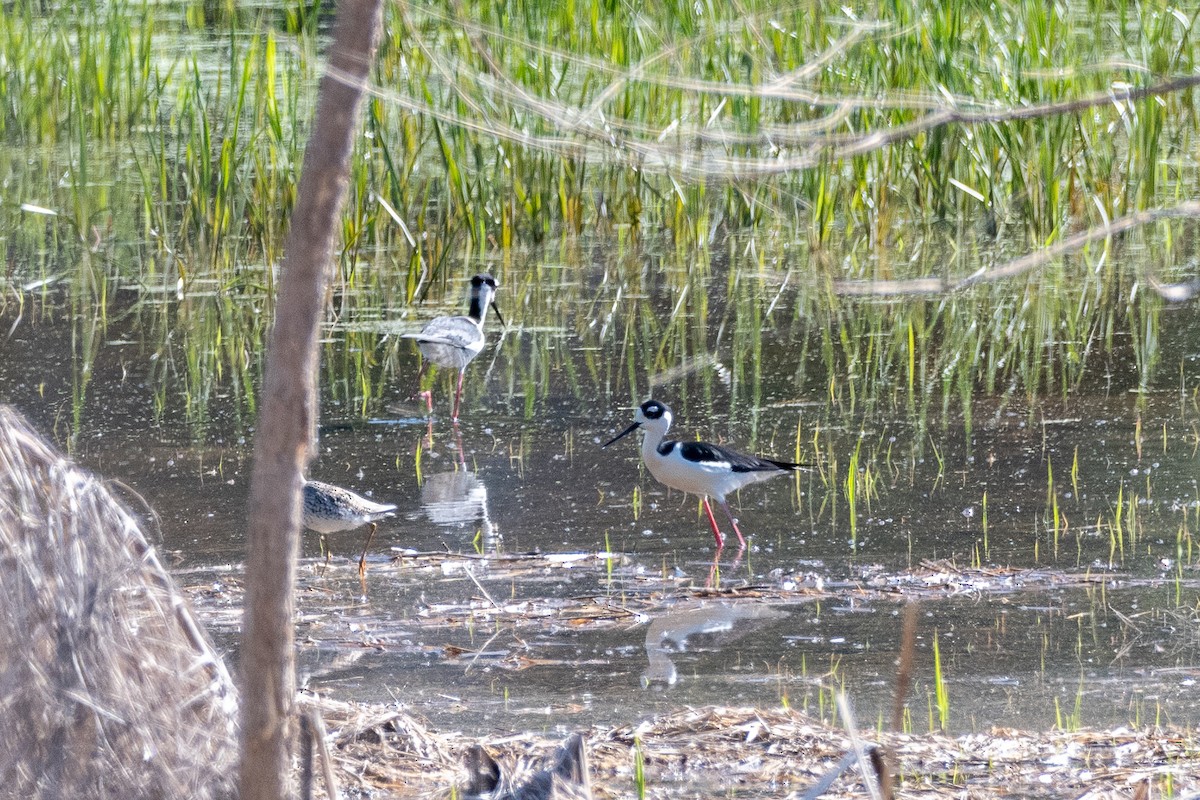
(4, 259, 1200, 739)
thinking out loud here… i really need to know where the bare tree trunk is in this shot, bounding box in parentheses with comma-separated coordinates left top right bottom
(238, 0, 383, 798)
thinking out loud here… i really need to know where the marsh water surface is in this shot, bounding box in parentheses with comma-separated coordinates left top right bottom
(5, 247, 1200, 739)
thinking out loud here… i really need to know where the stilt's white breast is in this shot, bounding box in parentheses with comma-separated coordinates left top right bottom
(643, 444, 735, 498)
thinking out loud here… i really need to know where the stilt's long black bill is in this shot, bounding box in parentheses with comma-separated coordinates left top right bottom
(603, 422, 640, 447)
(490, 302, 506, 327)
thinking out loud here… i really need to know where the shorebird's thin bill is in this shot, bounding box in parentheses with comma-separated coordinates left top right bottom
(603, 421, 640, 447)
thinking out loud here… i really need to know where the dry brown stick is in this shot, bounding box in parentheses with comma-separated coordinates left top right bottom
(836, 693, 882, 800)
(299, 714, 314, 800)
(237, 0, 383, 798)
(891, 600, 919, 731)
(865, 600, 920, 800)
(309, 707, 341, 800)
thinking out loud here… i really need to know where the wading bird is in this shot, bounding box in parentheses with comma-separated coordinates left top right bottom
(302, 479, 396, 578)
(604, 400, 803, 551)
(402, 273, 504, 421)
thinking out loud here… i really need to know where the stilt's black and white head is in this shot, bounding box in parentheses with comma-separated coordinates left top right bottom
(603, 400, 673, 447)
(469, 273, 505, 327)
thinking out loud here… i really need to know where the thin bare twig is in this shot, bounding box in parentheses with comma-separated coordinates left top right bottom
(836, 200, 1200, 296)
(367, 3, 1200, 179)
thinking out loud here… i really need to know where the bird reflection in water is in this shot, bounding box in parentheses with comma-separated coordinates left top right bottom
(421, 469, 498, 552)
(642, 601, 788, 688)
(415, 421, 499, 554)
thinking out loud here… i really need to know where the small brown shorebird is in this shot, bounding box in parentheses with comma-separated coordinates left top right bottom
(604, 400, 804, 552)
(302, 479, 396, 577)
(402, 273, 505, 421)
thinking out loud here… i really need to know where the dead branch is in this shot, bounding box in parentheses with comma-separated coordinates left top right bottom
(835, 200, 1200, 296)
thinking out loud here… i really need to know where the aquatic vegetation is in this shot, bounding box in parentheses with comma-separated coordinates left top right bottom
(931, 630, 950, 732)
(0, 0, 1198, 435)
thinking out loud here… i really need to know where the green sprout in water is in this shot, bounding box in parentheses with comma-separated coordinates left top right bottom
(633, 735, 646, 800)
(932, 630, 949, 732)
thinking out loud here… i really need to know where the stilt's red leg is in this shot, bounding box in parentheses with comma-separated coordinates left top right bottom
(702, 498, 725, 549)
(453, 424, 466, 464)
(413, 360, 433, 413)
(451, 369, 466, 421)
(706, 555, 720, 589)
(717, 499, 747, 549)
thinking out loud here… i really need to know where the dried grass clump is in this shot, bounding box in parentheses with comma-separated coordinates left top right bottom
(0, 405, 239, 799)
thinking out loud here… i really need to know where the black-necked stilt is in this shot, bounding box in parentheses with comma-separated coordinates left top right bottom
(403, 273, 505, 421)
(604, 400, 803, 551)
(302, 479, 397, 577)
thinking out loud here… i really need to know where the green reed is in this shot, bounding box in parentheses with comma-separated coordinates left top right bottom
(931, 629, 950, 732)
(7, 0, 1200, 270)
(2, 0, 1200, 560)
(632, 735, 646, 800)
